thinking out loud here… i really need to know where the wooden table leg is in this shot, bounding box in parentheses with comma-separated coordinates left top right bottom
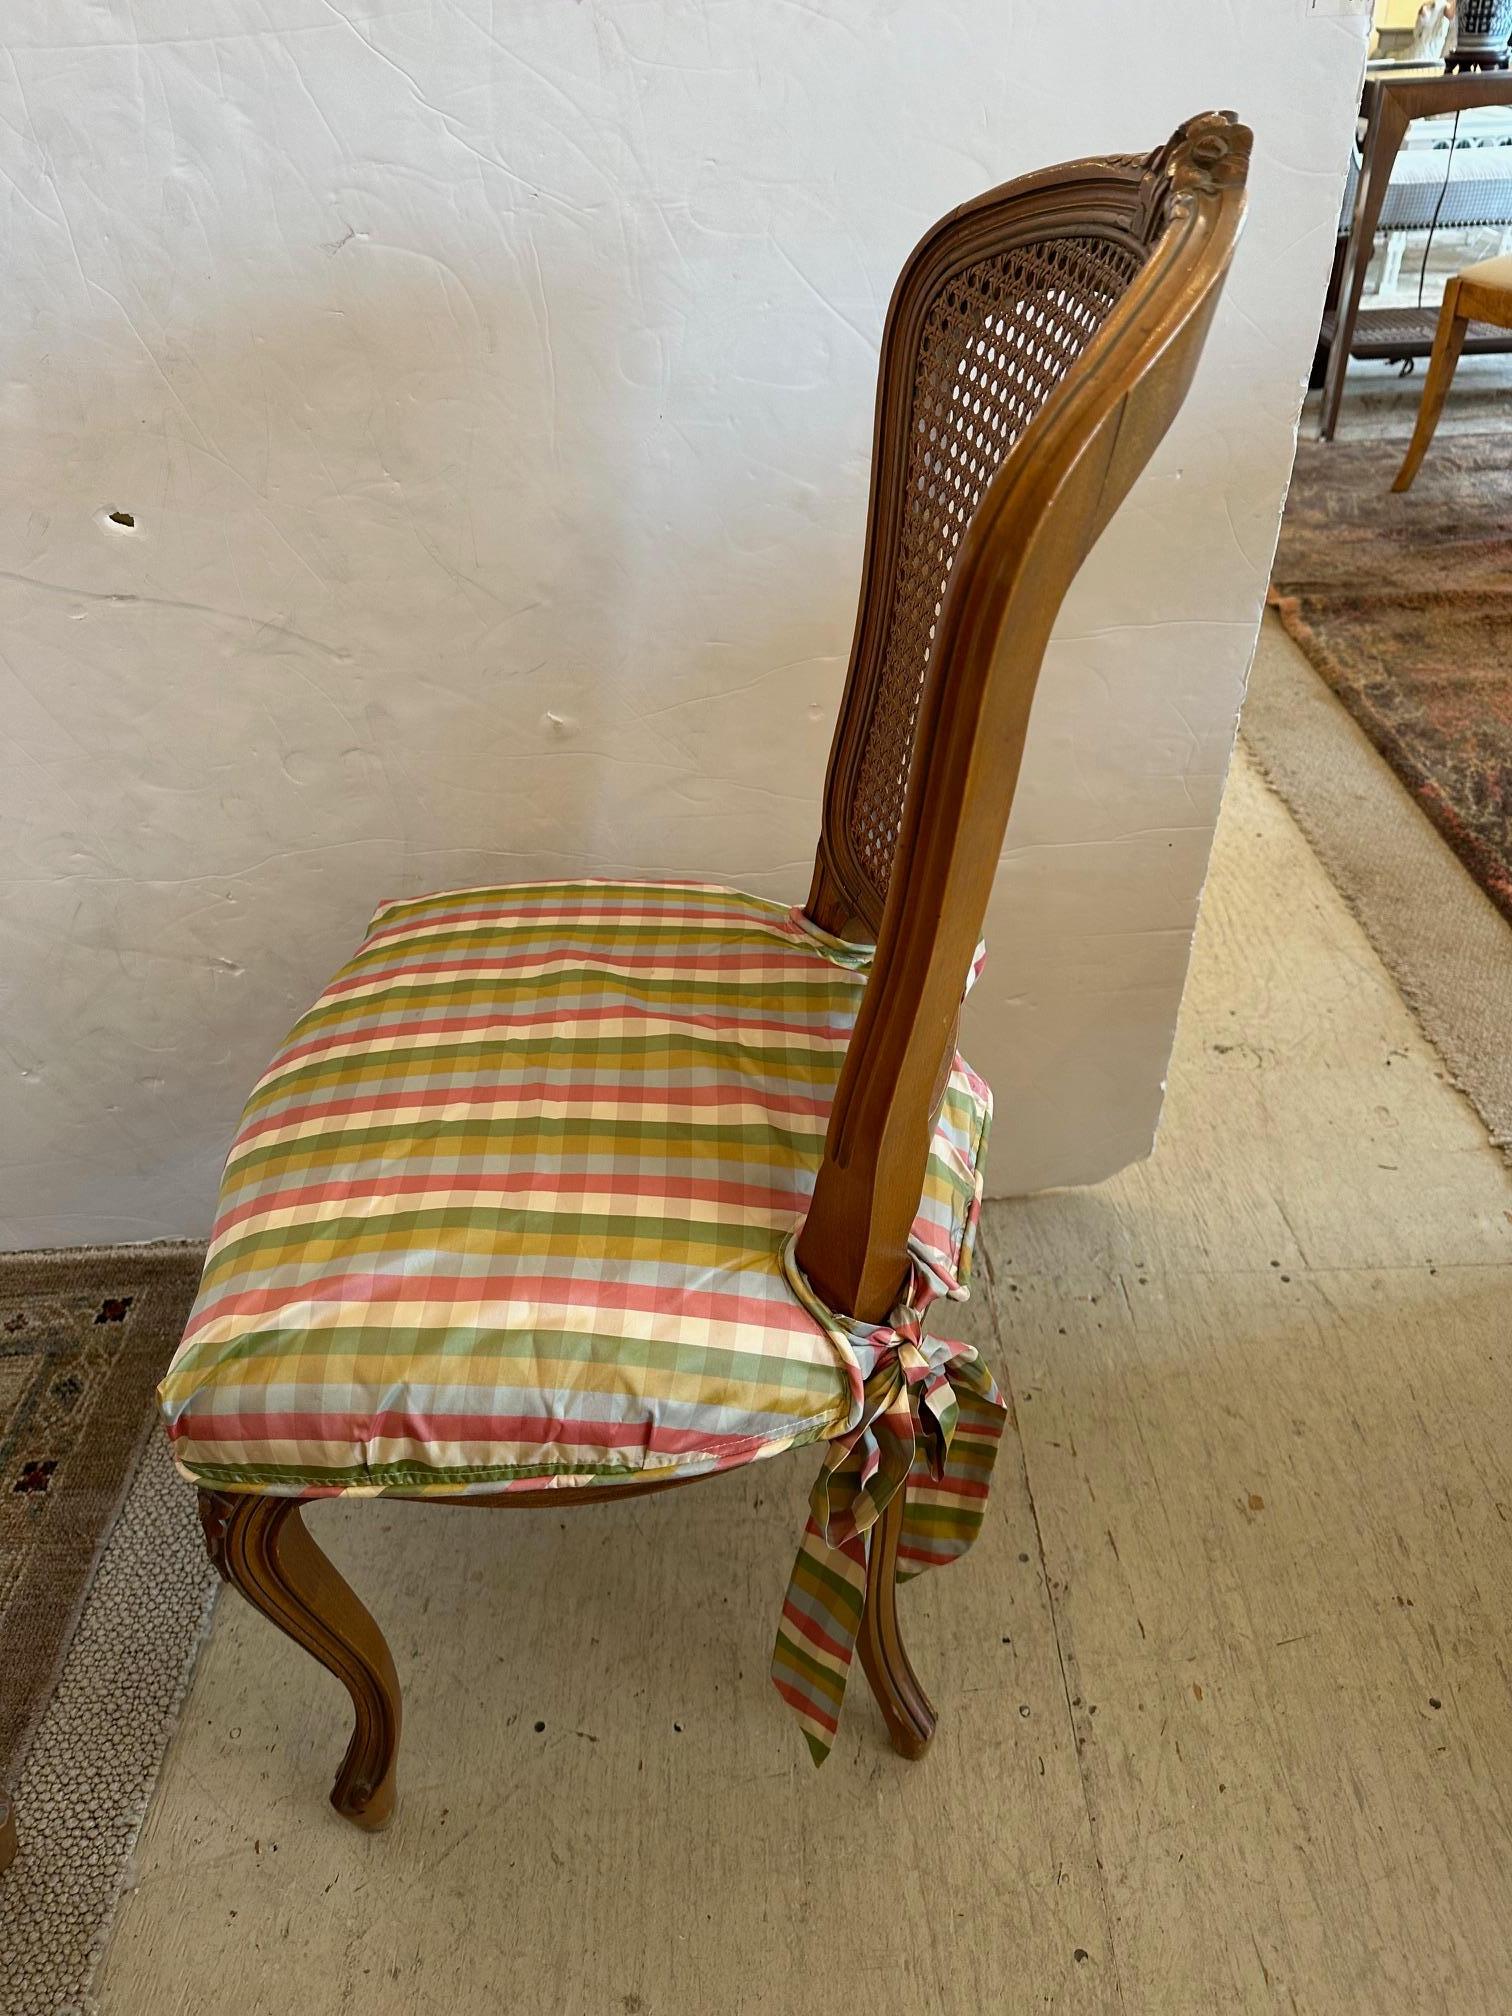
(1392, 278, 1468, 490)
(0, 1792, 16, 1876)
(1320, 88, 1412, 442)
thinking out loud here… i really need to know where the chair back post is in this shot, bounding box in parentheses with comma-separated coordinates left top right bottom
(798, 113, 1252, 1321)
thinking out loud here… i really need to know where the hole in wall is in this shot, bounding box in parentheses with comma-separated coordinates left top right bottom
(107, 509, 135, 528)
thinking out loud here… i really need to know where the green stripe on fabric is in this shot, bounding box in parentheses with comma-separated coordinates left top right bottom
(242, 1032, 850, 1114)
(218, 1111, 829, 1191)
(786, 1548, 866, 1625)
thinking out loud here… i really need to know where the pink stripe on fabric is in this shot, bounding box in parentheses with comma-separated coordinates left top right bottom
(897, 1539, 961, 1568)
(777, 1600, 851, 1664)
(171, 1407, 788, 1460)
(908, 1473, 991, 1503)
(952, 1055, 991, 1104)
(770, 1678, 840, 1736)
(183, 1269, 821, 1341)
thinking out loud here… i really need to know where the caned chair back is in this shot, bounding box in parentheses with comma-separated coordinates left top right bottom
(800, 111, 1252, 1318)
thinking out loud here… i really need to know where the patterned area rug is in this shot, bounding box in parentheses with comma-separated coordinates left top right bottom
(1, 1432, 218, 2016)
(1269, 431, 1512, 924)
(0, 1244, 216, 2016)
(0, 1246, 202, 1792)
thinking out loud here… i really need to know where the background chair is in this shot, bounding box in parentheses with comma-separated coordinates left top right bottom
(1393, 250, 1512, 488)
(162, 111, 1250, 1829)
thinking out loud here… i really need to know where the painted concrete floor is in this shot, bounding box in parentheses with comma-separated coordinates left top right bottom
(98, 749, 1512, 2015)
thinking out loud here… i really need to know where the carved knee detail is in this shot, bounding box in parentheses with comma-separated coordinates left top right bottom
(197, 1489, 402, 1830)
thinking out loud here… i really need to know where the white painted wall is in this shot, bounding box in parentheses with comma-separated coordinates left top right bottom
(0, 1, 1367, 1248)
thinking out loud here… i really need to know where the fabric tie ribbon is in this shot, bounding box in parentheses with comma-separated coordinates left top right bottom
(771, 1256, 1006, 1763)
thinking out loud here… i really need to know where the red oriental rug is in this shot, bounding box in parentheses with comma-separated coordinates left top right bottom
(1268, 430, 1512, 923)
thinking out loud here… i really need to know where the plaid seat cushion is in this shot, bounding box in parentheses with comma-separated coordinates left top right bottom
(161, 880, 991, 1498)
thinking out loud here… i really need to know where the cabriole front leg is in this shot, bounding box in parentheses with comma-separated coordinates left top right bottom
(199, 1489, 402, 1830)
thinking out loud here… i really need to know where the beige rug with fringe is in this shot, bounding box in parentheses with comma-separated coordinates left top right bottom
(1242, 611, 1512, 1160)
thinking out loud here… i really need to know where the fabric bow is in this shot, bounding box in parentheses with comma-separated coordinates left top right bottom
(771, 1255, 1006, 1763)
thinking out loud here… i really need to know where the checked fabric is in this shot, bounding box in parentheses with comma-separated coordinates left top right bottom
(160, 878, 1005, 1758)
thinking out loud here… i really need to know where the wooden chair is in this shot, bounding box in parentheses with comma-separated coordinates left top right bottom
(163, 112, 1249, 1829)
(1393, 252, 1512, 490)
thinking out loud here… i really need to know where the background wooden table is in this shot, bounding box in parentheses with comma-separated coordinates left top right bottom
(1319, 68, 1512, 440)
